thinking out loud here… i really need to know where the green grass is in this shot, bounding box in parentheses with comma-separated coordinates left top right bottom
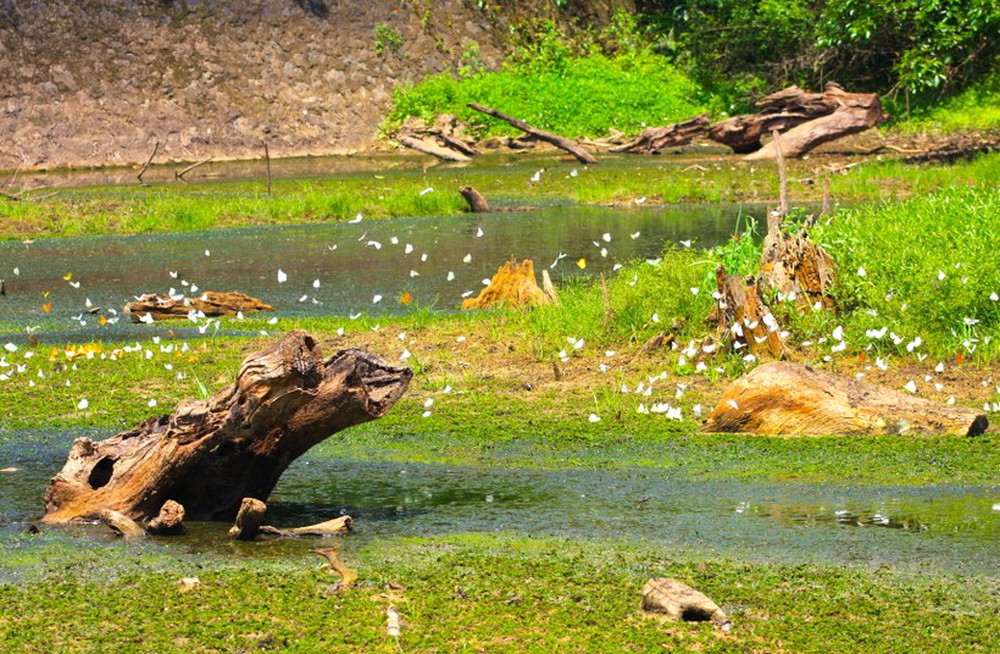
(891, 72, 1000, 132)
(1, 534, 996, 653)
(386, 49, 710, 139)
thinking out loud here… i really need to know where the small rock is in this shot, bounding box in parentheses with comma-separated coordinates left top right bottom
(177, 577, 201, 592)
(642, 578, 730, 629)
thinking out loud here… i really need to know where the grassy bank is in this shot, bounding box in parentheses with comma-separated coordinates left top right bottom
(1, 153, 997, 240)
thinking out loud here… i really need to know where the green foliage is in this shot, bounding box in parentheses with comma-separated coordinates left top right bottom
(386, 48, 708, 138)
(374, 23, 404, 57)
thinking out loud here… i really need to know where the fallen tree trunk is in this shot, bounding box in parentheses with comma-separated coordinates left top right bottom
(704, 361, 989, 436)
(610, 114, 710, 154)
(43, 331, 412, 523)
(396, 135, 471, 162)
(468, 102, 598, 164)
(125, 291, 273, 322)
(708, 82, 886, 157)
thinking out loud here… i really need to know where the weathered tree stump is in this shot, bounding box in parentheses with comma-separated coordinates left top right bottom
(468, 102, 598, 164)
(708, 82, 886, 158)
(229, 497, 267, 540)
(147, 499, 185, 535)
(461, 259, 556, 310)
(43, 331, 412, 523)
(642, 578, 730, 628)
(610, 114, 710, 154)
(709, 264, 786, 359)
(125, 291, 272, 322)
(704, 361, 989, 436)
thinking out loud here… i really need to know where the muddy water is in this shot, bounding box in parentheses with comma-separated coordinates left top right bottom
(0, 201, 760, 340)
(0, 430, 996, 578)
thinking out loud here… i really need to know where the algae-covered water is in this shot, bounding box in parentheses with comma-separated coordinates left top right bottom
(1, 429, 996, 581)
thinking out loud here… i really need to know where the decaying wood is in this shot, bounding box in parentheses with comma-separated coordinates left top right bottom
(610, 114, 710, 154)
(709, 82, 886, 158)
(643, 332, 676, 354)
(397, 114, 479, 160)
(175, 156, 213, 180)
(541, 269, 559, 306)
(642, 578, 730, 628)
(229, 497, 267, 540)
(137, 140, 159, 183)
(459, 185, 491, 213)
(397, 135, 471, 162)
(125, 291, 273, 322)
(468, 102, 598, 164)
(902, 134, 1000, 165)
(704, 362, 990, 436)
(461, 258, 555, 310)
(260, 515, 353, 537)
(42, 331, 412, 523)
(311, 548, 358, 589)
(709, 265, 786, 359)
(147, 499, 185, 535)
(93, 508, 145, 539)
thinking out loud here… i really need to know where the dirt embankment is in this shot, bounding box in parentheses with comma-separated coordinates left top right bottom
(0, 0, 506, 170)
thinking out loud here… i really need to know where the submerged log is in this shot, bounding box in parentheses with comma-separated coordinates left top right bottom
(642, 578, 730, 628)
(709, 82, 886, 158)
(611, 114, 710, 154)
(704, 361, 989, 436)
(461, 258, 555, 310)
(468, 102, 598, 164)
(125, 291, 273, 322)
(43, 331, 412, 523)
(147, 499, 185, 535)
(260, 515, 353, 537)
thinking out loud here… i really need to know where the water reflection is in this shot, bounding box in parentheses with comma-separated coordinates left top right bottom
(1, 432, 995, 576)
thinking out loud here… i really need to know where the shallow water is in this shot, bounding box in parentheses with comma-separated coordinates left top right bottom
(1, 429, 996, 579)
(0, 201, 762, 341)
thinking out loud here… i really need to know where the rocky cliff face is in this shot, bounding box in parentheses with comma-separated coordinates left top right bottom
(0, 0, 505, 170)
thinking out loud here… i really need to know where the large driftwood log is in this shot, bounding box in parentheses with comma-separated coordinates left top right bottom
(610, 114, 710, 154)
(461, 259, 556, 310)
(704, 362, 989, 436)
(709, 82, 886, 157)
(125, 291, 273, 322)
(43, 332, 412, 523)
(468, 102, 598, 164)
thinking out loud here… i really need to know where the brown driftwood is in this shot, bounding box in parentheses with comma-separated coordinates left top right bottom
(311, 548, 358, 589)
(642, 578, 730, 628)
(704, 362, 989, 436)
(147, 499, 185, 535)
(175, 157, 213, 180)
(461, 258, 556, 310)
(229, 497, 267, 540)
(93, 509, 145, 539)
(709, 82, 886, 157)
(125, 291, 273, 322)
(42, 331, 412, 523)
(137, 140, 159, 183)
(459, 186, 491, 213)
(709, 264, 786, 359)
(260, 515, 353, 537)
(611, 114, 710, 154)
(397, 135, 471, 162)
(468, 102, 598, 164)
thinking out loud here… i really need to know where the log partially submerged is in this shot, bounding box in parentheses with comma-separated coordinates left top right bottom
(260, 515, 353, 537)
(704, 361, 989, 436)
(125, 291, 273, 322)
(397, 135, 471, 162)
(43, 331, 412, 523)
(461, 258, 556, 310)
(230, 497, 267, 540)
(468, 102, 598, 164)
(610, 114, 710, 154)
(709, 82, 886, 159)
(147, 499, 185, 535)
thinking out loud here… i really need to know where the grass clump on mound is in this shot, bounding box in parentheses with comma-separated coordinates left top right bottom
(386, 47, 709, 139)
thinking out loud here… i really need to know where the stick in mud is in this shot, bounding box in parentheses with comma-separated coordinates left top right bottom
(137, 140, 159, 183)
(175, 156, 213, 180)
(264, 140, 272, 195)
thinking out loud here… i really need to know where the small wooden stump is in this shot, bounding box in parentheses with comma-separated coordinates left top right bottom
(709, 265, 786, 359)
(704, 362, 989, 436)
(147, 500, 185, 535)
(461, 259, 556, 310)
(230, 497, 267, 540)
(125, 291, 273, 322)
(642, 578, 730, 628)
(93, 509, 145, 539)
